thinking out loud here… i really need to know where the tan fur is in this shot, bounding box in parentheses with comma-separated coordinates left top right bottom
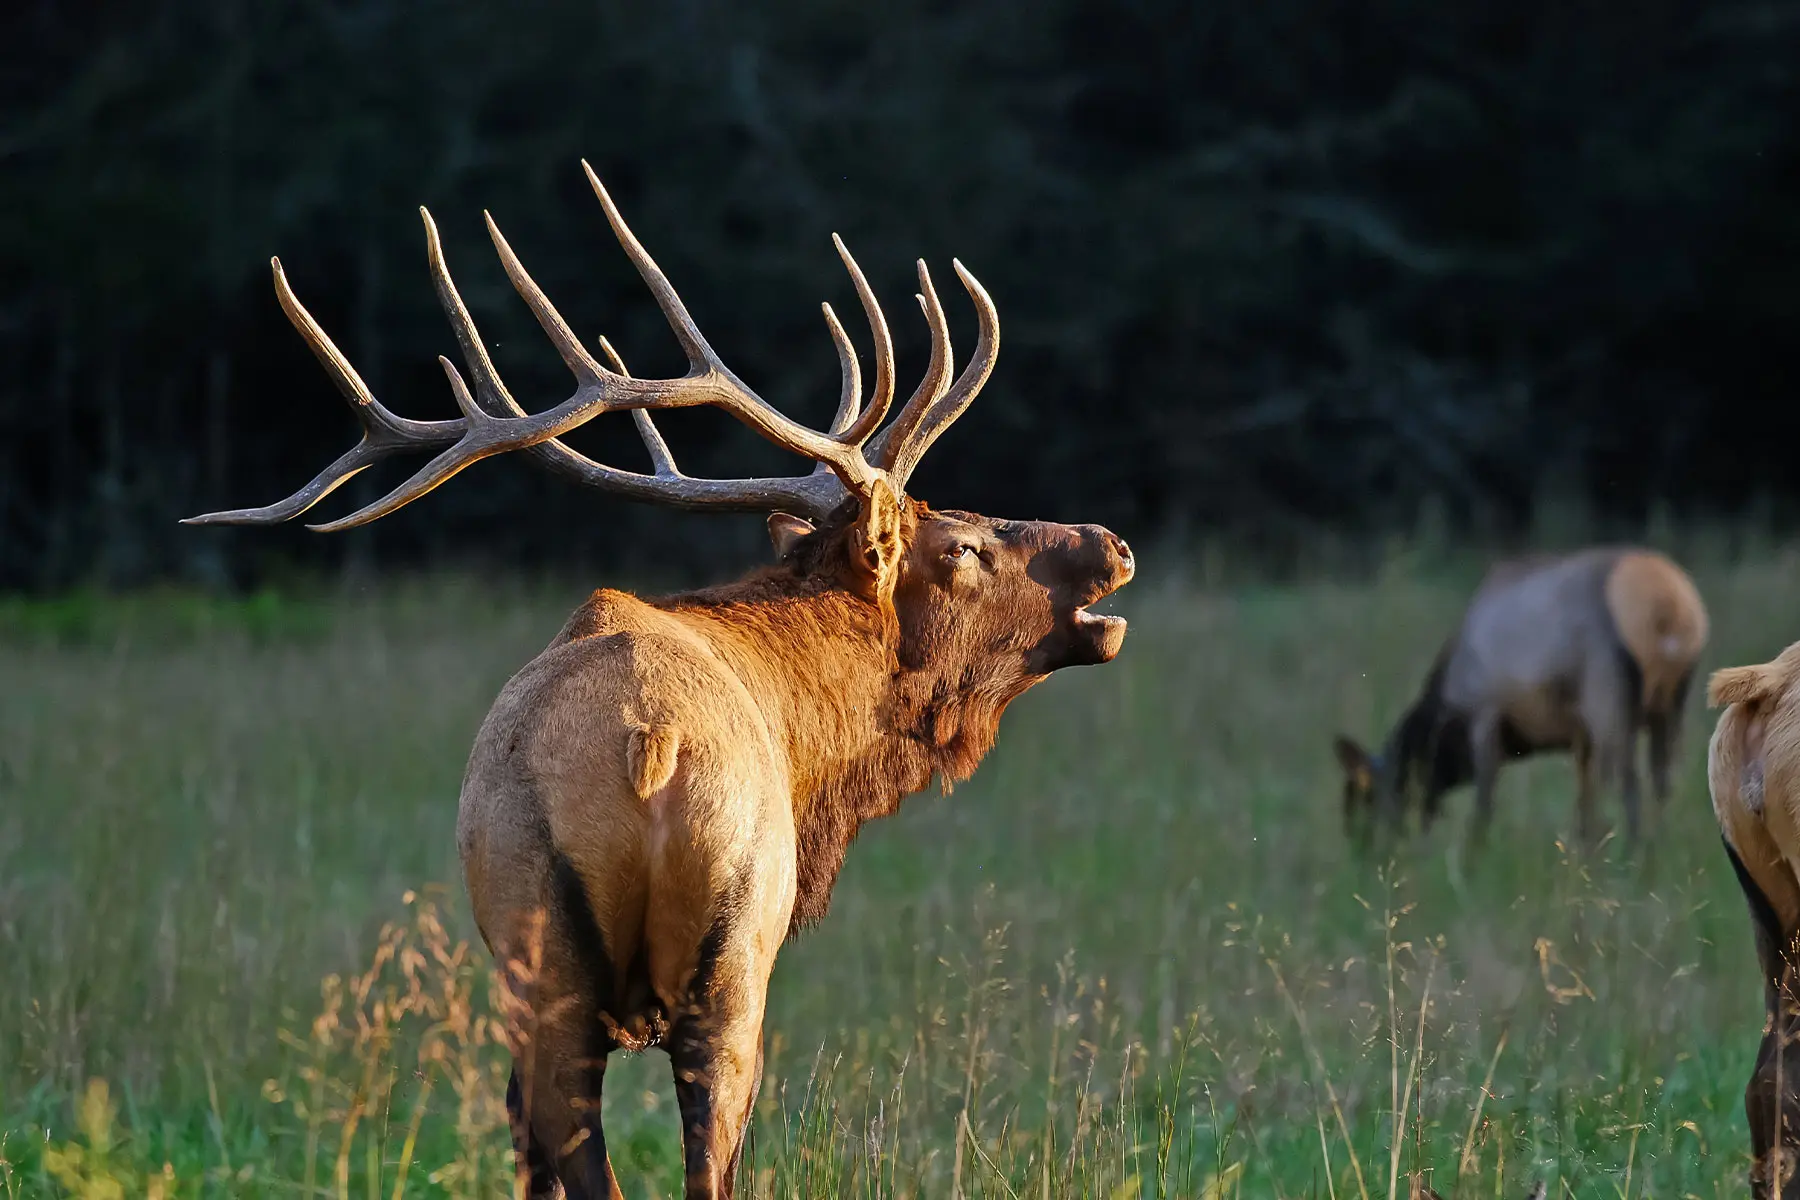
(1713, 651, 1800, 708)
(190, 172, 1133, 1200)
(458, 494, 1133, 1198)
(627, 724, 681, 800)
(1707, 640, 1800, 1188)
(1604, 551, 1709, 710)
(1709, 641, 1800, 940)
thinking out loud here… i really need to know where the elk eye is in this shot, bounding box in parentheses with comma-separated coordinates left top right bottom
(944, 544, 977, 566)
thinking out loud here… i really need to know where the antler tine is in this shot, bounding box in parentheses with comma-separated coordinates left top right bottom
(424, 208, 526, 418)
(295, 209, 587, 533)
(180, 258, 463, 525)
(830, 233, 895, 444)
(581, 160, 712, 370)
(868, 261, 953, 474)
(599, 336, 681, 477)
(821, 301, 862, 438)
(191, 166, 1021, 534)
(484, 210, 606, 387)
(580, 162, 878, 491)
(307, 177, 886, 531)
(880, 259, 1000, 490)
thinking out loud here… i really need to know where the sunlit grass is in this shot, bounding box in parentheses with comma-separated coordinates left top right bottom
(5, 539, 1798, 1196)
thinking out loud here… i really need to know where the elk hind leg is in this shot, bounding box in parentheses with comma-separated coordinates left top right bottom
(508, 1030, 623, 1200)
(668, 926, 775, 1198)
(507, 1067, 561, 1198)
(493, 875, 628, 1198)
(1647, 668, 1692, 811)
(1719, 831, 1800, 1195)
(1576, 655, 1641, 847)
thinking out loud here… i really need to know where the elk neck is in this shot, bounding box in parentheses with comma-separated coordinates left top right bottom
(658, 567, 1018, 933)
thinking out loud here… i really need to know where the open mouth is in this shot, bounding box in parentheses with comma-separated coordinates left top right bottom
(1071, 599, 1127, 635)
(1067, 564, 1133, 661)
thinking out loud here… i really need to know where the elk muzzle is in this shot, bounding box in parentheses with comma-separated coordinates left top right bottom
(1039, 524, 1134, 669)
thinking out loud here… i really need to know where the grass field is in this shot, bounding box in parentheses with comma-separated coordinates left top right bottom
(4, 534, 1799, 1198)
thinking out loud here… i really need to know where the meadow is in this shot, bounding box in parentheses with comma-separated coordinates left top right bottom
(4, 528, 1797, 1198)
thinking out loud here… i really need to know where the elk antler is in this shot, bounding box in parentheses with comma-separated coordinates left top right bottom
(183, 162, 997, 530)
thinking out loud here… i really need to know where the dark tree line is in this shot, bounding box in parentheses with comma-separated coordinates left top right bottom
(6, 0, 1800, 588)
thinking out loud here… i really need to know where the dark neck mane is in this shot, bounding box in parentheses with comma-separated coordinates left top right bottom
(655, 557, 1028, 937)
(1381, 642, 1474, 798)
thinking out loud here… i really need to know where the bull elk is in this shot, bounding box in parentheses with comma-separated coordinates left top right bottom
(185, 163, 1135, 1198)
(1333, 548, 1707, 850)
(1709, 642, 1800, 1198)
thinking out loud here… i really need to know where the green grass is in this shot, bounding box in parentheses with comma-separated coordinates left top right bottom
(4, 543, 1798, 1197)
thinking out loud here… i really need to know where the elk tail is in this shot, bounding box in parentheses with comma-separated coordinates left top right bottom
(626, 723, 681, 799)
(1709, 650, 1800, 709)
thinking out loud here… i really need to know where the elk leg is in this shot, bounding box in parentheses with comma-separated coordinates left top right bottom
(1724, 839, 1800, 1193)
(1613, 667, 1645, 844)
(504, 1012, 625, 1200)
(669, 945, 773, 1198)
(1618, 733, 1644, 845)
(1647, 705, 1680, 810)
(728, 1030, 766, 1196)
(1748, 987, 1800, 1197)
(1653, 667, 1696, 812)
(507, 1067, 562, 1199)
(1465, 711, 1502, 854)
(670, 1009, 766, 1199)
(1573, 734, 1599, 850)
(493, 904, 626, 1200)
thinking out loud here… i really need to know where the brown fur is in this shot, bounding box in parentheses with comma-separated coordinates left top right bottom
(181, 168, 1118, 1199)
(461, 492, 1133, 1198)
(1708, 641, 1800, 1197)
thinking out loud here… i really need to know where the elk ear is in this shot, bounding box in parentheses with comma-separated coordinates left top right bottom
(1333, 735, 1371, 776)
(767, 512, 814, 559)
(845, 478, 904, 601)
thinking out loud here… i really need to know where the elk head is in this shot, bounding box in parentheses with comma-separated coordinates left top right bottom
(772, 497, 1132, 779)
(1333, 688, 1457, 844)
(1333, 733, 1387, 841)
(184, 162, 1133, 704)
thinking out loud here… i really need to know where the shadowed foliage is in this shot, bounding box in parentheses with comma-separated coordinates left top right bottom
(7, 0, 1800, 587)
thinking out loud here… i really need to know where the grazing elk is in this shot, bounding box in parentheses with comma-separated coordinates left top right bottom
(1333, 548, 1707, 850)
(185, 163, 1134, 1199)
(1709, 642, 1800, 1198)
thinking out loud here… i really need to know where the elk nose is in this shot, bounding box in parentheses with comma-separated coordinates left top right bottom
(1069, 524, 1133, 577)
(1102, 530, 1133, 573)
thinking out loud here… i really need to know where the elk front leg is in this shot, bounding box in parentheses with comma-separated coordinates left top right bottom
(1465, 710, 1502, 854)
